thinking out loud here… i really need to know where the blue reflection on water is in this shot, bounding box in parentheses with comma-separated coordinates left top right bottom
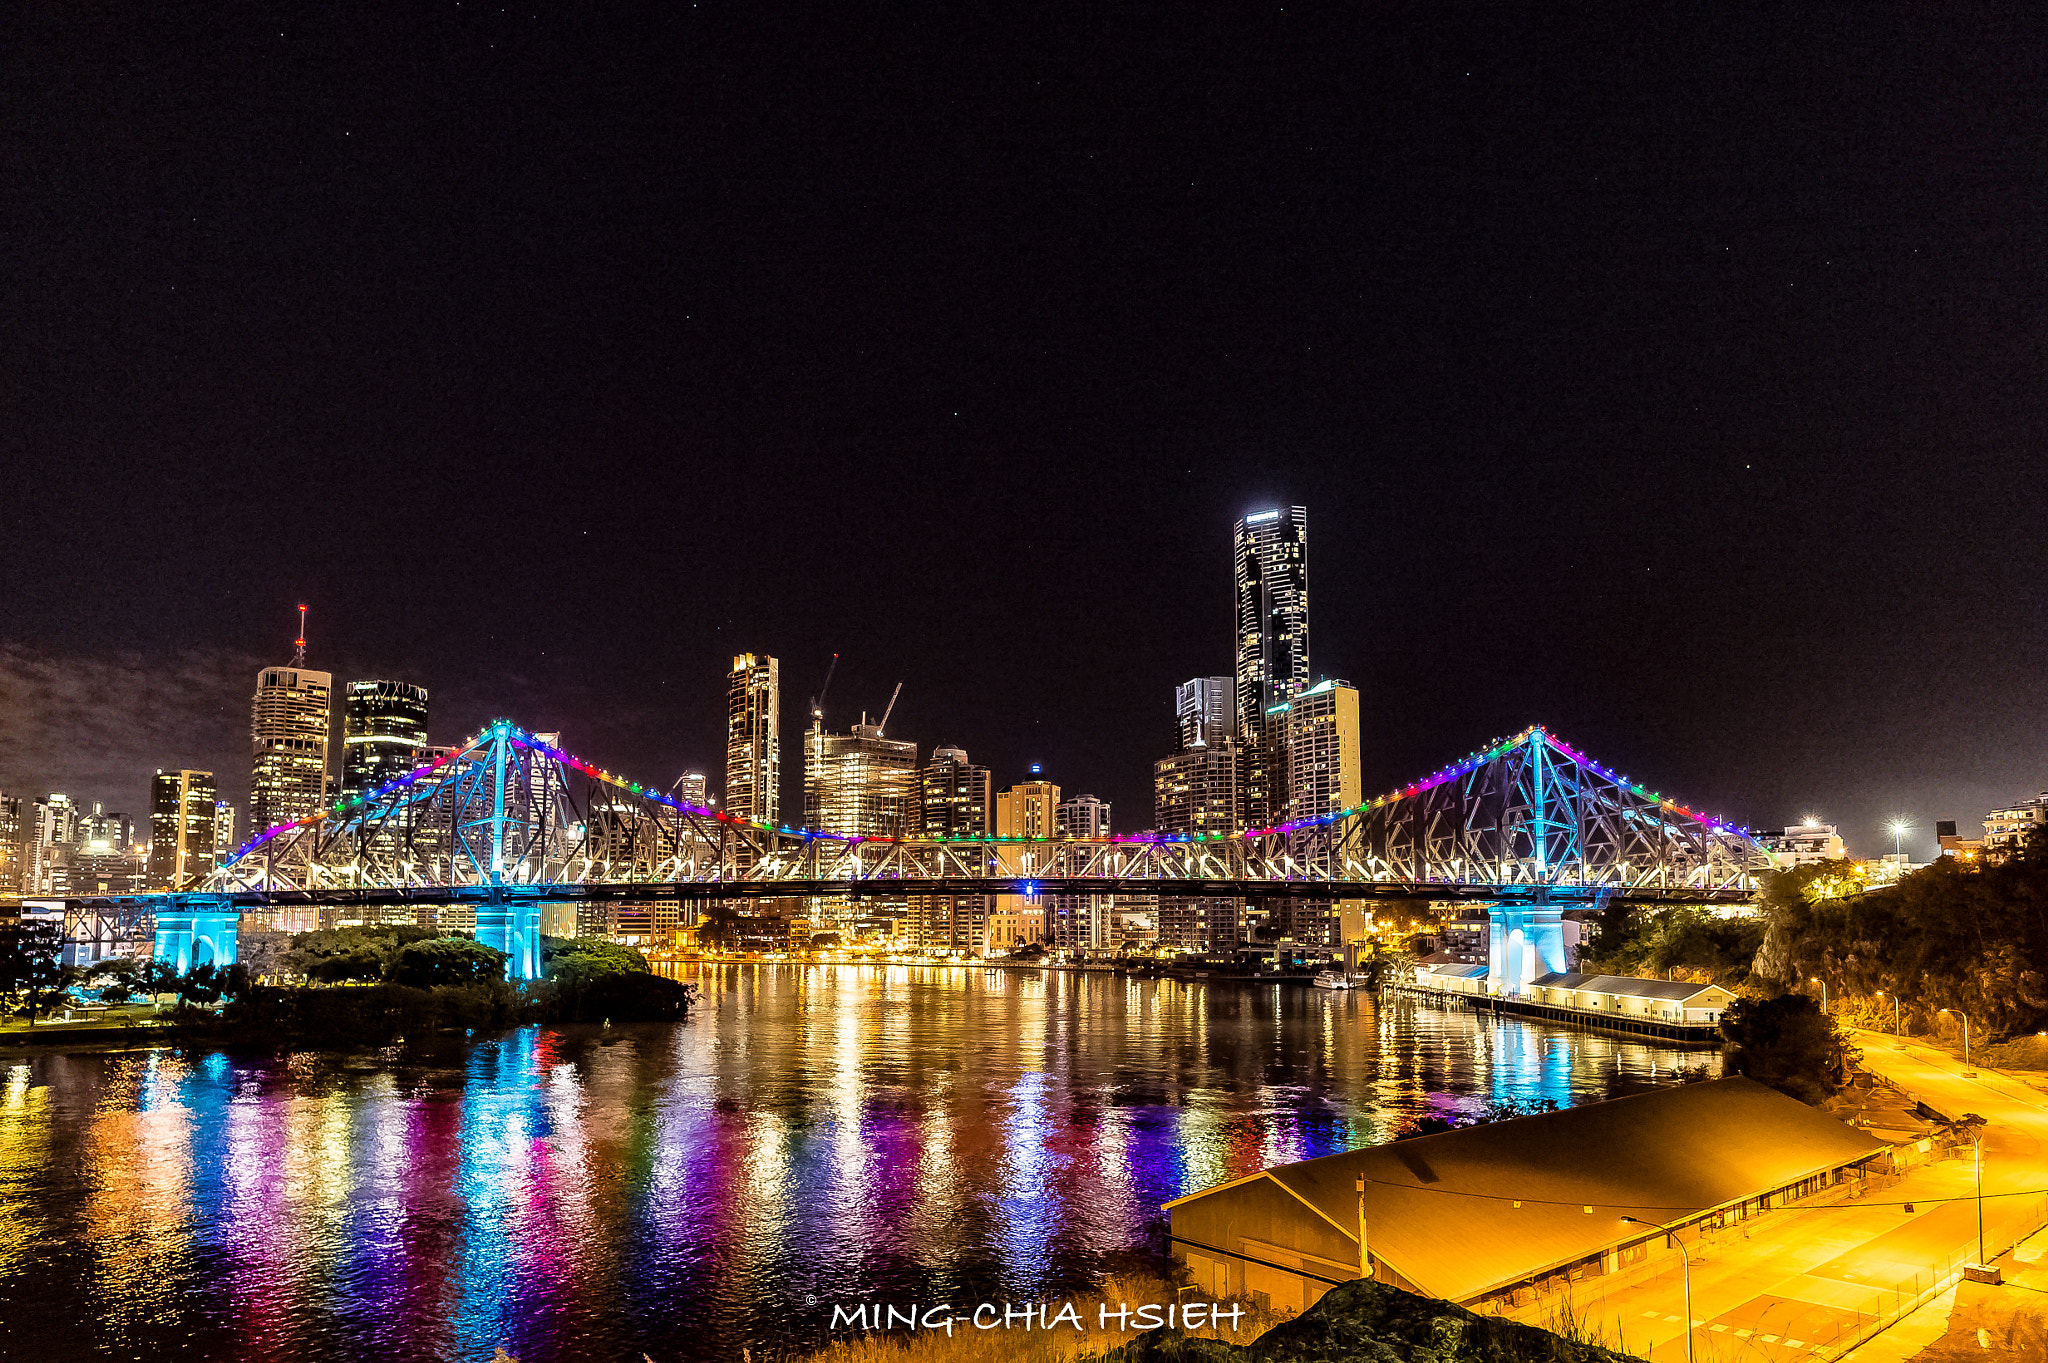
(0, 971, 1717, 1362)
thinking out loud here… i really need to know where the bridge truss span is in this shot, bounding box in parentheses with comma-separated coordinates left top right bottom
(190, 721, 1768, 903)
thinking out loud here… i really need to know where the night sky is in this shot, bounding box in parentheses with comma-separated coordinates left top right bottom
(3, 4, 2042, 856)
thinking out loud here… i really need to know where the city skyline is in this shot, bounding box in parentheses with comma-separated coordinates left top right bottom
(0, 508, 2040, 864)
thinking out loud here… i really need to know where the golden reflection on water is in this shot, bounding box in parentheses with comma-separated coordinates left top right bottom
(0, 966, 1716, 1362)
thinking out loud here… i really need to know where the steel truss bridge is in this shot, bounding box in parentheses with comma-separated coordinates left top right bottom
(57, 722, 1776, 979)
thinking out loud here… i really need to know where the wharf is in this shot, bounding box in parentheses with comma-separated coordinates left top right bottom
(1388, 980, 1724, 1046)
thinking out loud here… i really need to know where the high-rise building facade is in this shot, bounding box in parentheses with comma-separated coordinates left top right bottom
(1055, 794, 1112, 839)
(213, 801, 238, 866)
(251, 665, 332, 832)
(995, 781, 1061, 839)
(725, 654, 780, 826)
(1233, 507, 1309, 825)
(911, 747, 993, 953)
(920, 747, 991, 838)
(1155, 740, 1244, 953)
(805, 720, 919, 836)
(1284, 680, 1362, 820)
(1176, 676, 1235, 751)
(149, 769, 218, 890)
(675, 772, 710, 808)
(341, 680, 429, 798)
(0, 794, 22, 894)
(1153, 746, 1240, 839)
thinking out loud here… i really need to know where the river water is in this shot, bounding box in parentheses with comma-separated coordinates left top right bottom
(0, 965, 1717, 1361)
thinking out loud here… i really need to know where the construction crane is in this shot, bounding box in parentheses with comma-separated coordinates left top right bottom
(877, 681, 903, 737)
(810, 653, 839, 724)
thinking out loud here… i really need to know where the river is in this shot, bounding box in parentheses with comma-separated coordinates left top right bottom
(0, 964, 1718, 1361)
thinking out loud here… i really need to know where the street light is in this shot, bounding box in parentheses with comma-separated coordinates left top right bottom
(1968, 1115, 1988, 1269)
(1810, 976, 1829, 1015)
(1940, 1007, 1973, 1068)
(1876, 989, 1900, 1034)
(1890, 819, 1911, 862)
(1622, 1216, 1694, 1363)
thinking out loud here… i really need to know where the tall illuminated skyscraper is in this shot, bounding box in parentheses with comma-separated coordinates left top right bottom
(726, 653, 780, 825)
(341, 680, 429, 798)
(1233, 507, 1309, 824)
(149, 769, 217, 889)
(250, 609, 332, 833)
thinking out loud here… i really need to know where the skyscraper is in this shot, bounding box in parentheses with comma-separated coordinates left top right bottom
(912, 747, 993, 952)
(1233, 507, 1309, 825)
(805, 718, 918, 836)
(1286, 680, 1362, 821)
(995, 780, 1061, 839)
(1154, 745, 1242, 952)
(920, 747, 991, 838)
(726, 653, 780, 825)
(341, 680, 429, 798)
(675, 772, 710, 808)
(1055, 794, 1112, 839)
(213, 801, 237, 867)
(149, 769, 218, 890)
(1153, 746, 1240, 839)
(0, 794, 22, 894)
(251, 665, 333, 833)
(1175, 676, 1235, 750)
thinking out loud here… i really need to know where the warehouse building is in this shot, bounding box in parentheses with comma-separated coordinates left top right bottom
(1165, 1076, 1885, 1313)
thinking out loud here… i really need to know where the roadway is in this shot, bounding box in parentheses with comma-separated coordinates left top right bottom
(1502, 1029, 2048, 1362)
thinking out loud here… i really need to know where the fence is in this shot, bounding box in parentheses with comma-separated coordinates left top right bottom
(1515, 1184, 2048, 1362)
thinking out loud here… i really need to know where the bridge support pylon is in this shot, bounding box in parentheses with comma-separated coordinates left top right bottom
(153, 895, 240, 973)
(1486, 894, 1567, 997)
(474, 888, 541, 982)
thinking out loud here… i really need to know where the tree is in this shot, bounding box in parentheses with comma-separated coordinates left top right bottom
(0, 918, 66, 1023)
(285, 924, 440, 982)
(541, 936, 650, 987)
(176, 964, 226, 1006)
(1720, 994, 1852, 1105)
(389, 937, 509, 988)
(134, 956, 184, 1003)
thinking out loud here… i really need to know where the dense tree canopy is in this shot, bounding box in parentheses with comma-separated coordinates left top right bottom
(1721, 994, 1851, 1105)
(0, 919, 67, 1020)
(1582, 904, 1763, 985)
(1753, 829, 2048, 1036)
(389, 938, 509, 989)
(540, 936, 650, 987)
(285, 926, 448, 983)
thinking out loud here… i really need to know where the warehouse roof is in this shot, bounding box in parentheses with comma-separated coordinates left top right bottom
(1165, 1076, 1882, 1304)
(1530, 972, 1736, 1002)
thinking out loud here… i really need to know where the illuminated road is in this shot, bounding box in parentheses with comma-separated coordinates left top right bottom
(1508, 1030, 2048, 1362)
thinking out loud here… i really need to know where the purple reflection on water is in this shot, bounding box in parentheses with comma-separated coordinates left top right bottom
(0, 969, 1716, 1361)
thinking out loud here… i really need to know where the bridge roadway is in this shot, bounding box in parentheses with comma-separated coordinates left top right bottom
(70, 876, 1750, 914)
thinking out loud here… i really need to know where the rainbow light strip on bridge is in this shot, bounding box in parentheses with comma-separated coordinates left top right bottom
(220, 721, 1758, 870)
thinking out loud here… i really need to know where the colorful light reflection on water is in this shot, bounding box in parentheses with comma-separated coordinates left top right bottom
(0, 967, 1717, 1361)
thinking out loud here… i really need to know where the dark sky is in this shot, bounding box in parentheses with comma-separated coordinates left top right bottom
(3, 4, 2042, 857)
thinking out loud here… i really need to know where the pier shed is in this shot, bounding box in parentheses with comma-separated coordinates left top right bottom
(1165, 1076, 1884, 1313)
(1525, 973, 1738, 1027)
